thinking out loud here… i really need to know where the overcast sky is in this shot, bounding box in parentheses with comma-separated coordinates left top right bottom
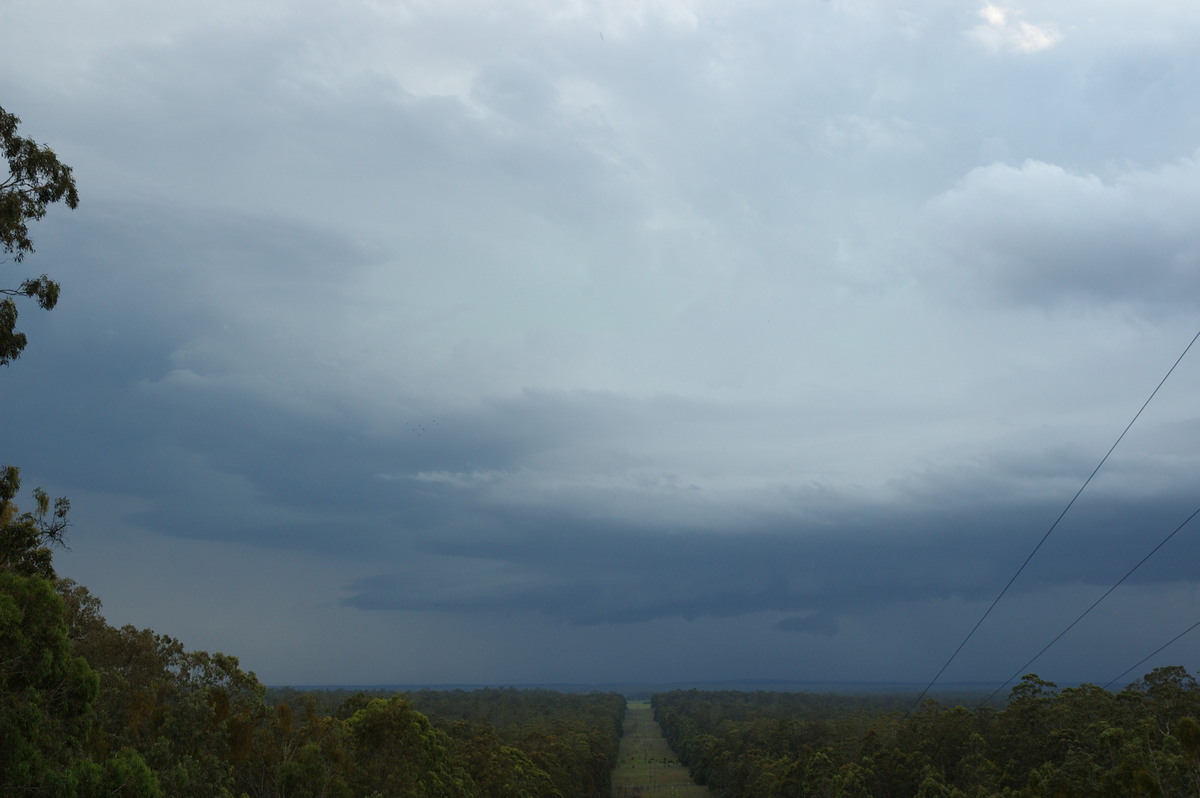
(4, 0, 1200, 690)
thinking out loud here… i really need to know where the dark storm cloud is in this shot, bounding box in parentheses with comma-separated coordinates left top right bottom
(14, 214, 1200, 638)
(2, 199, 381, 496)
(775, 612, 840, 636)
(338, 429, 1200, 629)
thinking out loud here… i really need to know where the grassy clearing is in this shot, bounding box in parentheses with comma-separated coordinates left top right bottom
(611, 701, 714, 798)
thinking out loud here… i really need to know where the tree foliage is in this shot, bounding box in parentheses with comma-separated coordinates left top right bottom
(1, 104, 78, 365)
(1, 464, 70, 578)
(0, 571, 98, 795)
(653, 675, 1200, 798)
(0, 104, 161, 797)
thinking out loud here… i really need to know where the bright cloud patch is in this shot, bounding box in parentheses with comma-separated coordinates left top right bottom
(971, 3, 1062, 53)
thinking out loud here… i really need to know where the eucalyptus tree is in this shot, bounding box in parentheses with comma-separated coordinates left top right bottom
(0, 104, 75, 575)
(1, 104, 77, 365)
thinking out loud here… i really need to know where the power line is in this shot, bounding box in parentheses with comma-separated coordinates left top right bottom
(907, 326, 1200, 714)
(975, 505, 1200, 708)
(1103, 618, 1200, 692)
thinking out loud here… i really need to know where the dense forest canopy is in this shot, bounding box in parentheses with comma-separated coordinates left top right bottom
(9, 571, 626, 796)
(654, 675, 1200, 797)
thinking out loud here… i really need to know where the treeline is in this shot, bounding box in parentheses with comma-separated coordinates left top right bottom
(654, 673, 1200, 797)
(3, 512, 623, 797)
(409, 685, 625, 798)
(276, 686, 625, 798)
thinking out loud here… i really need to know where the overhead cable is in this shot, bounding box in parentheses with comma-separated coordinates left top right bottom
(975, 505, 1200, 708)
(1103, 618, 1200, 691)
(907, 326, 1200, 714)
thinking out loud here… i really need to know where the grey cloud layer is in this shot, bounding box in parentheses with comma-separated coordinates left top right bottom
(5, 0, 1200, 684)
(925, 156, 1200, 308)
